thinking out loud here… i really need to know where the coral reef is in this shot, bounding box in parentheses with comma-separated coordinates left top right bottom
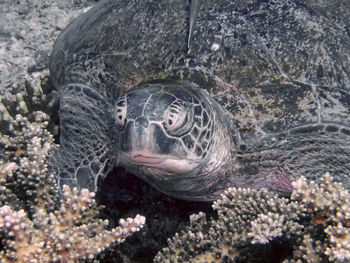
(155, 173, 350, 262)
(0, 112, 58, 213)
(0, 186, 145, 263)
(0, 75, 58, 136)
(289, 174, 350, 262)
(0, 88, 145, 262)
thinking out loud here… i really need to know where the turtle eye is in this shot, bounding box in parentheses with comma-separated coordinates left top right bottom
(115, 97, 127, 126)
(163, 101, 193, 136)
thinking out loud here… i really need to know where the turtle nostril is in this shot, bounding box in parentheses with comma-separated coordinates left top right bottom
(135, 116, 149, 128)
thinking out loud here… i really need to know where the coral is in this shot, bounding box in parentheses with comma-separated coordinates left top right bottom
(288, 173, 350, 262)
(155, 173, 350, 262)
(0, 111, 58, 213)
(248, 211, 303, 245)
(0, 88, 146, 262)
(0, 75, 58, 136)
(0, 186, 145, 263)
(155, 187, 303, 262)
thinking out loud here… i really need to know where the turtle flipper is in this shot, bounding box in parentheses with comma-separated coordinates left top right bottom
(249, 170, 293, 194)
(50, 83, 115, 192)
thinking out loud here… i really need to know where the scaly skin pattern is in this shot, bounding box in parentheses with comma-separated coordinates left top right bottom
(50, 0, 350, 201)
(50, 84, 115, 191)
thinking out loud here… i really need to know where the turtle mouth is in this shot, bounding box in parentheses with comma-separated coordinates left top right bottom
(127, 154, 173, 176)
(129, 155, 164, 164)
(122, 152, 195, 175)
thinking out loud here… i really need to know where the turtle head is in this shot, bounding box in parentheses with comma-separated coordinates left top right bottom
(113, 81, 213, 172)
(112, 81, 232, 200)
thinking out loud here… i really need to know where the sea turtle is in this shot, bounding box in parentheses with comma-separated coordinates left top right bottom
(49, 0, 350, 201)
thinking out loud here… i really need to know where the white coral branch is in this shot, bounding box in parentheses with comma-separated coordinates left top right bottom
(0, 186, 145, 263)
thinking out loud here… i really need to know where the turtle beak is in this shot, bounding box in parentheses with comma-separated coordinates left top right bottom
(128, 154, 164, 164)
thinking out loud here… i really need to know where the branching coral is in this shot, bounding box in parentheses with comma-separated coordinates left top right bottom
(155, 186, 303, 262)
(289, 173, 350, 262)
(155, 173, 350, 262)
(0, 112, 58, 213)
(249, 211, 303, 245)
(0, 77, 58, 214)
(0, 186, 145, 263)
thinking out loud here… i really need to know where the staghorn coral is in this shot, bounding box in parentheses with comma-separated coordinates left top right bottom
(0, 186, 145, 263)
(155, 187, 303, 262)
(155, 173, 350, 262)
(0, 76, 59, 142)
(248, 211, 303, 245)
(0, 76, 59, 213)
(0, 112, 58, 213)
(288, 173, 350, 262)
(0, 88, 146, 262)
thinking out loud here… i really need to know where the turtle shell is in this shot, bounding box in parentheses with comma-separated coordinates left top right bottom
(50, 0, 350, 121)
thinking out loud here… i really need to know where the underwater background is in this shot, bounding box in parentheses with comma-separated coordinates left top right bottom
(0, 0, 350, 262)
